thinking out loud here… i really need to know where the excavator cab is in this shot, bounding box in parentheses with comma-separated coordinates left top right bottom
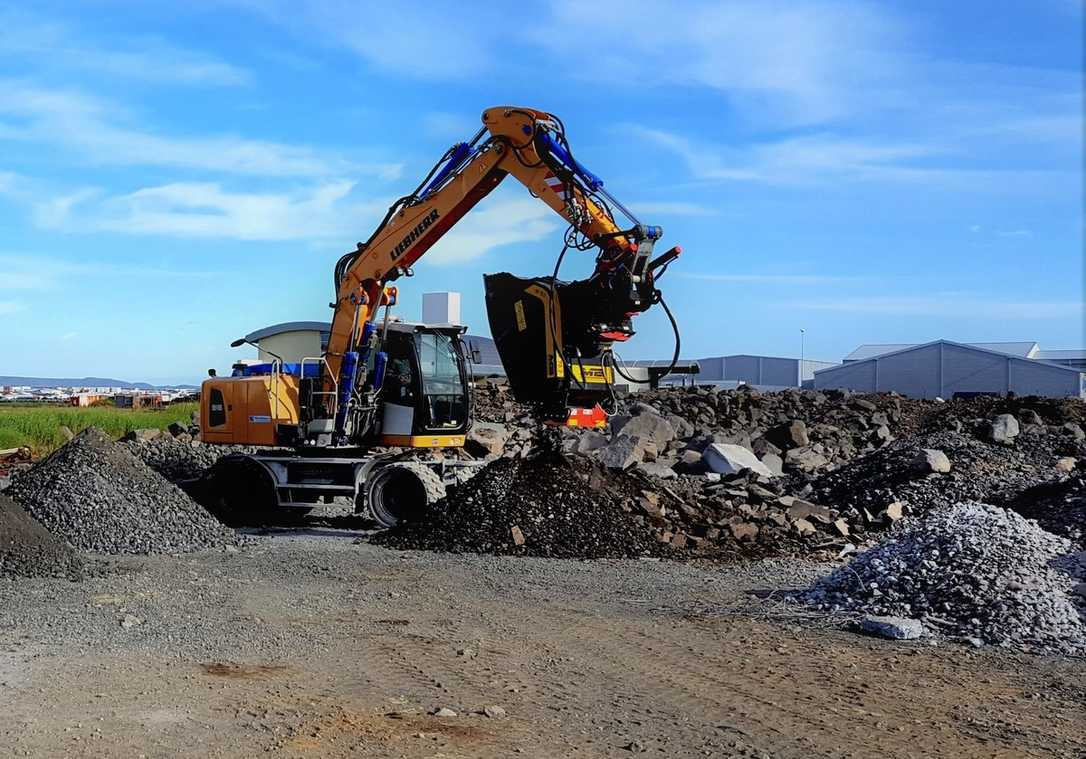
(375, 322, 470, 447)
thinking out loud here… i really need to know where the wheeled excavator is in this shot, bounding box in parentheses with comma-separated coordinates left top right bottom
(198, 106, 682, 526)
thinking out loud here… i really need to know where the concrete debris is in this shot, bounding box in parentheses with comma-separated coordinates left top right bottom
(6, 428, 237, 555)
(990, 414, 1020, 445)
(702, 444, 775, 478)
(858, 615, 925, 640)
(802, 502, 1086, 653)
(1055, 457, 1077, 472)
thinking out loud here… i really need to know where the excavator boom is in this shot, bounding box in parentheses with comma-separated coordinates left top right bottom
(325, 106, 679, 429)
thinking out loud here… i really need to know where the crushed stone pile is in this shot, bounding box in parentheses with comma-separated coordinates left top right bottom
(801, 502, 1086, 653)
(6, 428, 238, 555)
(371, 440, 664, 559)
(0, 494, 83, 580)
(124, 434, 254, 483)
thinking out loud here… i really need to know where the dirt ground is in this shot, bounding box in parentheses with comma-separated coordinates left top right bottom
(1, 529, 1084, 758)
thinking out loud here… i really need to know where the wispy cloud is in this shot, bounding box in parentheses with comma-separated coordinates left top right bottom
(243, 1, 491, 79)
(0, 80, 401, 179)
(422, 197, 558, 264)
(85, 181, 373, 241)
(0, 300, 23, 315)
(793, 294, 1083, 320)
(627, 125, 952, 186)
(538, 0, 901, 125)
(0, 9, 249, 86)
(0, 253, 222, 284)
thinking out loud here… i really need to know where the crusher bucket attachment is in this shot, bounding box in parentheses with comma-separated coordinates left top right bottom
(483, 272, 616, 422)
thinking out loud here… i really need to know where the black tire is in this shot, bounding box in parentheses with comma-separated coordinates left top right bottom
(366, 462, 446, 527)
(207, 456, 277, 527)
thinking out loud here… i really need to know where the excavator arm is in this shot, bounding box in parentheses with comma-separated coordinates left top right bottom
(326, 105, 680, 432)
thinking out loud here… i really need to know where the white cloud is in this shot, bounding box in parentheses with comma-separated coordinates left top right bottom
(421, 198, 559, 264)
(0, 80, 401, 179)
(793, 294, 1083, 320)
(627, 125, 945, 186)
(0, 9, 249, 86)
(88, 181, 372, 241)
(538, 0, 901, 124)
(244, 1, 491, 79)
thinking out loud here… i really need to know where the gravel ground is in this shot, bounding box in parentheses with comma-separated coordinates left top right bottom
(1, 529, 1084, 758)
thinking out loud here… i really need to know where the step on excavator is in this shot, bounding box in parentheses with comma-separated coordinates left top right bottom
(198, 106, 682, 526)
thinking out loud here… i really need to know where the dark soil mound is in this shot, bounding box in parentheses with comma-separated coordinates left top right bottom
(372, 446, 663, 559)
(6, 428, 237, 555)
(0, 494, 82, 580)
(999, 474, 1085, 547)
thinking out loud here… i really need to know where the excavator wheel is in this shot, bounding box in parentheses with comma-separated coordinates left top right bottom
(365, 462, 446, 528)
(206, 455, 278, 527)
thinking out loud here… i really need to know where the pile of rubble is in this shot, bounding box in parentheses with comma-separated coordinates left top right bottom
(372, 438, 664, 559)
(6, 428, 237, 555)
(1000, 474, 1086, 546)
(801, 502, 1086, 653)
(460, 384, 1085, 558)
(0, 494, 83, 580)
(123, 428, 253, 484)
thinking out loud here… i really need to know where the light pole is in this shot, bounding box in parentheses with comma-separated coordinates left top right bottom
(800, 328, 806, 386)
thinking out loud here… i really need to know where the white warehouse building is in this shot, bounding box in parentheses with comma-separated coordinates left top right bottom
(814, 340, 1085, 399)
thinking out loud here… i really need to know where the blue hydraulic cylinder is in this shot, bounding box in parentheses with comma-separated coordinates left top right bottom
(372, 351, 388, 390)
(421, 142, 474, 197)
(333, 350, 360, 437)
(538, 131, 604, 191)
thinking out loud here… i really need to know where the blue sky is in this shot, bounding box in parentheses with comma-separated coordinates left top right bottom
(1, 0, 1082, 384)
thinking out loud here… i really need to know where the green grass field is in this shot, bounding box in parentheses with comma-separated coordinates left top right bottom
(0, 402, 199, 454)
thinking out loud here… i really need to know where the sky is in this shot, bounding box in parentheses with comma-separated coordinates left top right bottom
(0, 0, 1082, 384)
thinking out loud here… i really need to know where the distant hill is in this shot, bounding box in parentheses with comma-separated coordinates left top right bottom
(0, 376, 198, 390)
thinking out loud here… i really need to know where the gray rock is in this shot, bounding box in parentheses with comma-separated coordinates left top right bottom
(433, 707, 458, 718)
(466, 422, 510, 458)
(1062, 422, 1085, 441)
(483, 705, 507, 719)
(1055, 457, 1077, 473)
(759, 452, 784, 476)
(859, 615, 925, 640)
(783, 447, 828, 473)
(702, 443, 775, 478)
(574, 430, 609, 454)
(911, 448, 951, 474)
(595, 437, 646, 470)
(612, 414, 675, 447)
(765, 420, 809, 450)
(990, 414, 1020, 444)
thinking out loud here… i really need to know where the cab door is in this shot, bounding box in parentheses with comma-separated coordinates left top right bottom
(200, 379, 239, 443)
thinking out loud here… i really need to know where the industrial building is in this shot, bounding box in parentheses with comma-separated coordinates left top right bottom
(815, 340, 1085, 399)
(631, 355, 836, 391)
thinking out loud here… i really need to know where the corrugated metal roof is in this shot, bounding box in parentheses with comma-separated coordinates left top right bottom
(1035, 349, 1086, 360)
(844, 341, 1039, 361)
(819, 340, 1083, 375)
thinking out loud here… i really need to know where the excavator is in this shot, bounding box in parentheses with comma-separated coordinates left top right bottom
(198, 106, 681, 527)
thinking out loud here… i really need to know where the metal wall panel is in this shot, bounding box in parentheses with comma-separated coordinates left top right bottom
(940, 343, 1007, 397)
(1009, 360, 1082, 398)
(875, 343, 941, 398)
(813, 360, 876, 392)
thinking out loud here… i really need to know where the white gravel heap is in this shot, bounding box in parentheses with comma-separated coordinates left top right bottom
(803, 502, 1086, 652)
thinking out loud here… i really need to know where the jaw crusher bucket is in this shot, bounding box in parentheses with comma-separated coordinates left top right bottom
(483, 272, 615, 421)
